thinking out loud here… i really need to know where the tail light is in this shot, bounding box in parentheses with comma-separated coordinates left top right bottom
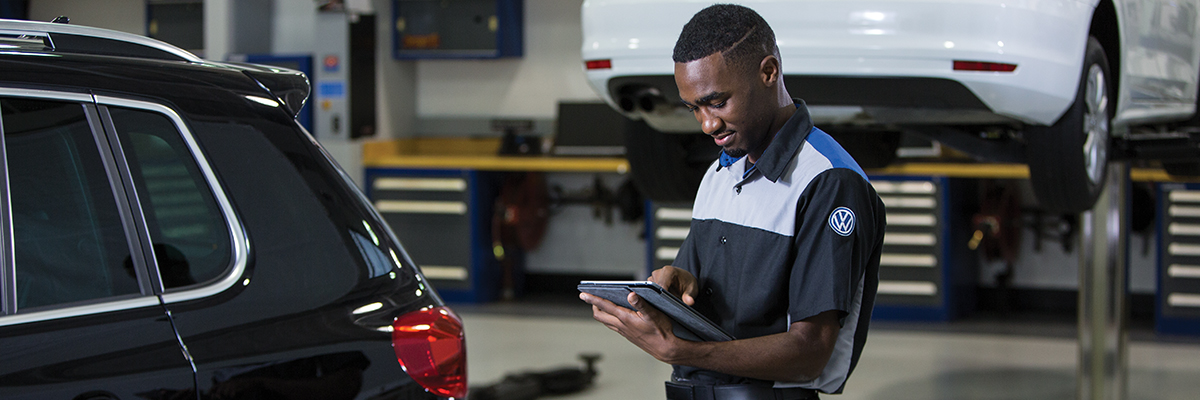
(585, 59, 612, 70)
(393, 306, 467, 398)
(953, 60, 1017, 72)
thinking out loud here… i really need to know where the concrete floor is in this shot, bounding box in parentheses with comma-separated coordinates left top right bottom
(456, 300, 1200, 400)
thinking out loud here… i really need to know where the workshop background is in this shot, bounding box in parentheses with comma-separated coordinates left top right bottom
(8, 0, 1200, 399)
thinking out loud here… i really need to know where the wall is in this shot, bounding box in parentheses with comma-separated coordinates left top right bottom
(974, 181, 1158, 294)
(523, 173, 645, 278)
(414, 0, 599, 120)
(271, 0, 316, 55)
(29, 0, 143, 33)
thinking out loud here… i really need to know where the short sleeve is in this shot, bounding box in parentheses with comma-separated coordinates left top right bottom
(788, 168, 880, 325)
(671, 220, 699, 275)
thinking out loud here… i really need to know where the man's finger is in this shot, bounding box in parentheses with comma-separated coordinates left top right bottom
(582, 292, 636, 319)
(591, 305, 624, 330)
(627, 291, 642, 311)
(628, 292, 669, 322)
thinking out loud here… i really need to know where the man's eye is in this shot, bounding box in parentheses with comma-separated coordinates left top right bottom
(686, 105, 698, 112)
(713, 101, 727, 109)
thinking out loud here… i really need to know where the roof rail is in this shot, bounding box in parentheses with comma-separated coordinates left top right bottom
(0, 18, 202, 62)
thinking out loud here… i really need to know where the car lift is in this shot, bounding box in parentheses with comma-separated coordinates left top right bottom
(1078, 160, 1129, 400)
(1083, 130, 1200, 400)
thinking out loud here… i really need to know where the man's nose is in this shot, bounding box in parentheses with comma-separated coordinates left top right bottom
(697, 109, 724, 135)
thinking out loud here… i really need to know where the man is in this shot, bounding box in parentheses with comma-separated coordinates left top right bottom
(579, 4, 885, 400)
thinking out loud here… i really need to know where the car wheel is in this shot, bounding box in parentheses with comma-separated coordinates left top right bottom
(1026, 37, 1112, 213)
(623, 120, 720, 203)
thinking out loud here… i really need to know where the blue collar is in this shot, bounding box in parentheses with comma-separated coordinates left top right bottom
(718, 151, 758, 179)
(718, 151, 741, 169)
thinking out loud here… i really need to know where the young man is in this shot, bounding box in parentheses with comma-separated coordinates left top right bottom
(580, 4, 886, 400)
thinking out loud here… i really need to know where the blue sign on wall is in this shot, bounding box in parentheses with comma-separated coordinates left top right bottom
(318, 81, 345, 98)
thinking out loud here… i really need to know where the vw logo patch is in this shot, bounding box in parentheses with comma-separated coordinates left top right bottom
(828, 207, 855, 237)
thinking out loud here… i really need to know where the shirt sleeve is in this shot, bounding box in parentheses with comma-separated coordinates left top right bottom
(788, 168, 880, 325)
(671, 219, 699, 275)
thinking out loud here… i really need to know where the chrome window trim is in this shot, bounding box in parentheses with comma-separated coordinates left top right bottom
(0, 297, 162, 326)
(0, 94, 11, 314)
(0, 89, 248, 327)
(94, 95, 249, 305)
(94, 105, 164, 294)
(0, 87, 92, 102)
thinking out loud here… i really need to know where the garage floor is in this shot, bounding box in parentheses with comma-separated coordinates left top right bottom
(456, 298, 1200, 400)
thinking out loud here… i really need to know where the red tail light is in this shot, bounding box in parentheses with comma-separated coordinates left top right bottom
(585, 59, 612, 70)
(393, 306, 467, 398)
(953, 60, 1017, 72)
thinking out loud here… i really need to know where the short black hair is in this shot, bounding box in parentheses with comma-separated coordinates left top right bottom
(672, 4, 778, 72)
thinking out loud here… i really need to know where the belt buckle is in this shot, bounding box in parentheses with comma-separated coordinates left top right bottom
(665, 381, 695, 400)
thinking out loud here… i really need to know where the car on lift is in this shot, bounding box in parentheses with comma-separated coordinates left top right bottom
(582, 0, 1200, 212)
(0, 18, 466, 399)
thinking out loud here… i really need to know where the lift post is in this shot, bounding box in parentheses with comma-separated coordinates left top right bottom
(1078, 160, 1130, 400)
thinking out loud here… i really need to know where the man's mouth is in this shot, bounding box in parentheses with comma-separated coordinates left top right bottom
(712, 131, 734, 146)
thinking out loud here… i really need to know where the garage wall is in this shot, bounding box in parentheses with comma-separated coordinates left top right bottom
(413, 0, 600, 119)
(29, 0, 143, 33)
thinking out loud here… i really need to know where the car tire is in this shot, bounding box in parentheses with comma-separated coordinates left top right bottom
(622, 120, 720, 203)
(1026, 37, 1112, 213)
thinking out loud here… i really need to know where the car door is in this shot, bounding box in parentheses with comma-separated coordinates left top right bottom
(1119, 0, 1200, 122)
(0, 92, 195, 399)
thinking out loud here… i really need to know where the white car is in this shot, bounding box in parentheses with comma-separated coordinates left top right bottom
(581, 0, 1200, 212)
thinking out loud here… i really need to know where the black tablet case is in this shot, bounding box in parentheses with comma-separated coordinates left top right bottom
(578, 281, 735, 342)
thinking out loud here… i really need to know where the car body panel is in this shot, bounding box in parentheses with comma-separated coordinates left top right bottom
(1118, 0, 1200, 125)
(0, 306, 195, 399)
(582, 0, 1200, 131)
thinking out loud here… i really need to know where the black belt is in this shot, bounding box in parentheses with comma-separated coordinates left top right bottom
(665, 381, 819, 400)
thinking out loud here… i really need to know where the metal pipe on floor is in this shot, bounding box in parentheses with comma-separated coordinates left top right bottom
(1077, 161, 1129, 400)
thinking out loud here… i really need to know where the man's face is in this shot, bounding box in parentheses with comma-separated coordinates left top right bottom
(674, 52, 775, 161)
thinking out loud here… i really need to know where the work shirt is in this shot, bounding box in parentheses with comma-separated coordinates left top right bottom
(671, 100, 885, 394)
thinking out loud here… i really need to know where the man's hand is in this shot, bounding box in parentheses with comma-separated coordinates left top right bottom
(579, 289, 687, 363)
(648, 266, 699, 306)
(580, 267, 841, 383)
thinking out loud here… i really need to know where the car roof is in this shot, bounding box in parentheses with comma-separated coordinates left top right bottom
(0, 18, 310, 119)
(0, 18, 202, 62)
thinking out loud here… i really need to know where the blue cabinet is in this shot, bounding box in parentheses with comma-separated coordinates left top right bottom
(392, 0, 523, 59)
(1156, 182, 1200, 336)
(869, 176, 976, 321)
(365, 168, 500, 303)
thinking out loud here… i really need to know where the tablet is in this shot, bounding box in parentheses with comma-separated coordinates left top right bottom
(578, 280, 735, 342)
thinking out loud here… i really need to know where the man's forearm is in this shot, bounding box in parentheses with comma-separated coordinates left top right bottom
(662, 311, 840, 383)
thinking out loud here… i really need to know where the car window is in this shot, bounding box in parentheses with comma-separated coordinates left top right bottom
(1, 98, 139, 310)
(108, 107, 231, 290)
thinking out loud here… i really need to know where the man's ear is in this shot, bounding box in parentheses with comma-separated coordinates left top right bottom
(759, 55, 781, 87)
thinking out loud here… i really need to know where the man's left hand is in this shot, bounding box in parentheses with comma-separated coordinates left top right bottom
(580, 291, 687, 362)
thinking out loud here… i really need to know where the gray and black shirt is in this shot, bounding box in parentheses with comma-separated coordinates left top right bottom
(672, 100, 885, 394)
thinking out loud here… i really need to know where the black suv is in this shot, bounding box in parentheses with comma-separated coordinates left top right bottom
(0, 19, 465, 400)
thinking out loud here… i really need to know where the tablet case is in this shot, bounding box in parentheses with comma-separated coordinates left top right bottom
(578, 281, 735, 342)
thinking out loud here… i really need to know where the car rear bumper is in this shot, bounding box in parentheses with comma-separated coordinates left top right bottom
(583, 0, 1096, 126)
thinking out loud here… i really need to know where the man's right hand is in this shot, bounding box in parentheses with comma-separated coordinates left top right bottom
(648, 266, 699, 306)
